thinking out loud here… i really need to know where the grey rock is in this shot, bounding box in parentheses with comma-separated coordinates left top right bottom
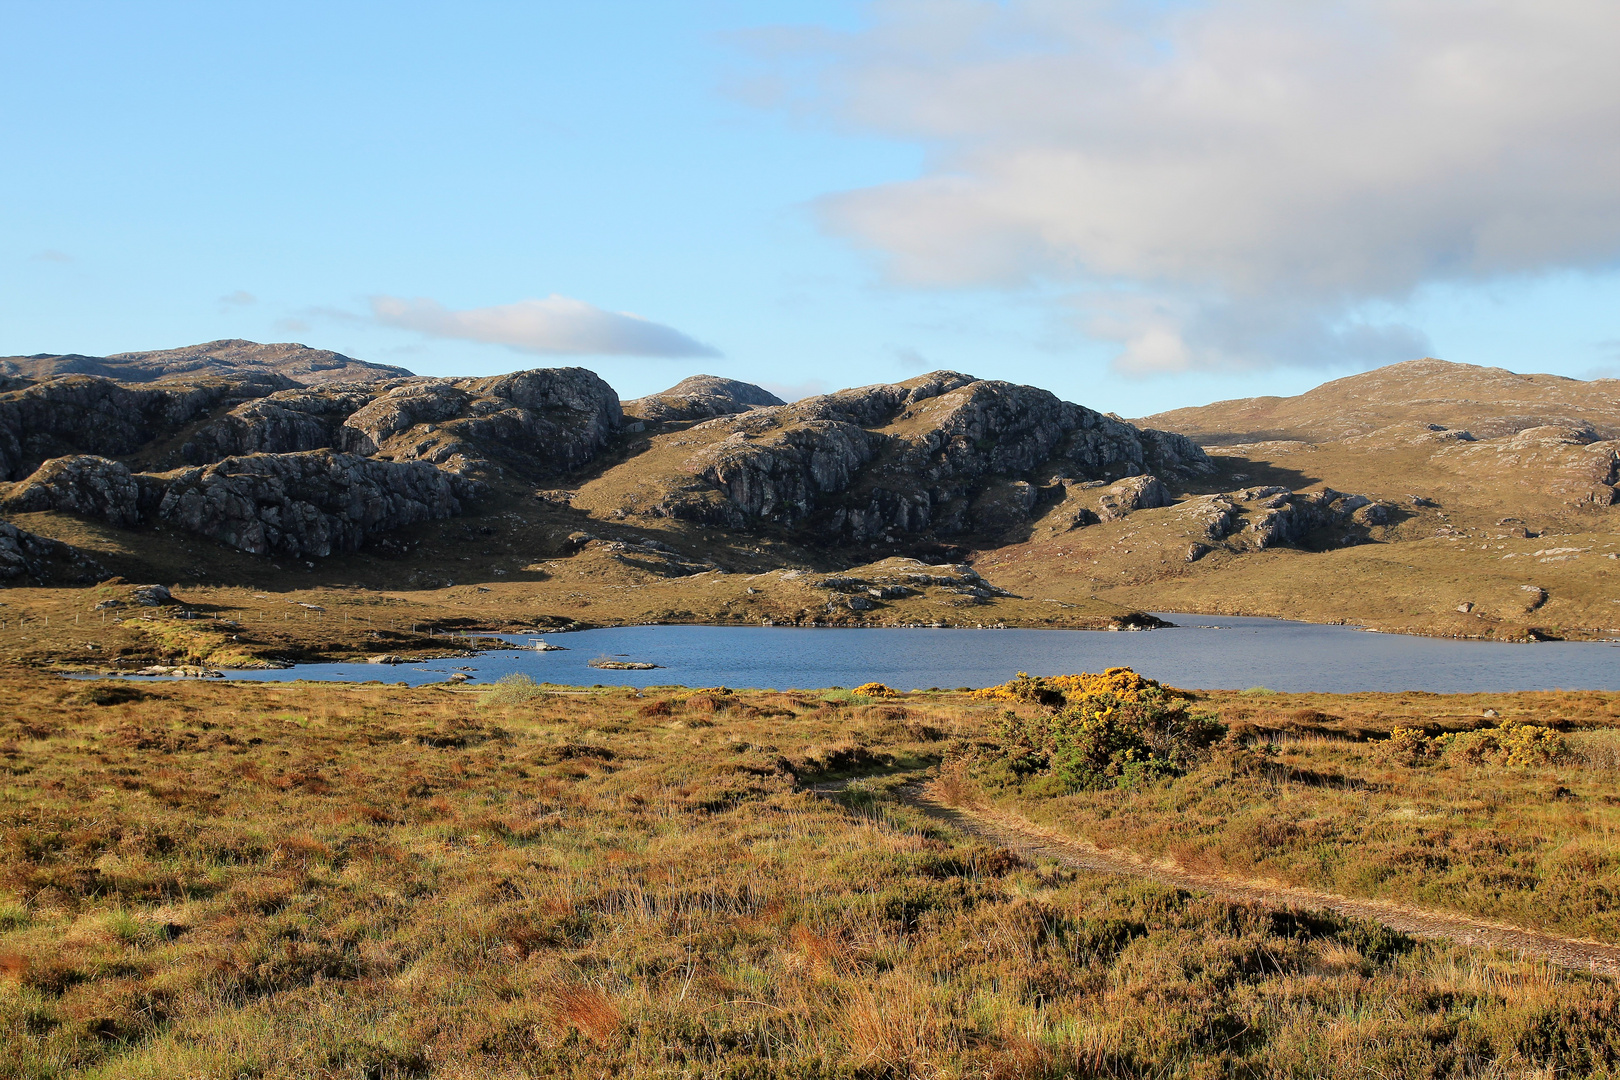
(0, 373, 293, 481)
(157, 450, 475, 559)
(2, 455, 145, 527)
(184, 387, 378, 463)
(1096, 475, 1171, 522)
(132, 585, 173, 606)
(1351, 502, 1391, 527)
(1240, 488, 1378, 549)
(1185, 543, 1211, 563)
(339, 368, 622, 474)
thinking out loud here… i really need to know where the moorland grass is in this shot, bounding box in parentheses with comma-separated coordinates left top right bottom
(1, 673, 1619, 1078)
(965, 686, 1620, 942)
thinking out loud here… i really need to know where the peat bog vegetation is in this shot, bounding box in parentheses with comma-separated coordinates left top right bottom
(3, 670, 1620, 1078)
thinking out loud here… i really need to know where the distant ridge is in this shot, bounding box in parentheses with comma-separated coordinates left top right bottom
(1137, 358, 1620, 445)
(0, 339, 414, 386)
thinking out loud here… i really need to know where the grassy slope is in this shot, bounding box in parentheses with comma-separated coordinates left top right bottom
(965, 687, 1620, 942)
(3, 674, 1620, 1077)
(981, 436, 1620, 639)
(1138, 358, 1620, 444)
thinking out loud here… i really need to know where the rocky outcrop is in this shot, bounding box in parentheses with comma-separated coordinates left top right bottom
(157, 451, 476, 559)
(1239, 489, 1392, 549)
(626, 376, 785, 422)
(336, 368, 622, 475)
(0, 373, 294, 481)
(2, 456, 150, 527)
(0, 339, 413, 385)
(99, 366, 627, 478)
(1096, 476, 1172, 522)
(0, 520, 105, 582)
(654, 372, 1210, 541)
(183, 387, 378, 462)
(3, 448, 478, 560)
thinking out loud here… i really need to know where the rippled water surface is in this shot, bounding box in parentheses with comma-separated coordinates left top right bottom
(200, 615, 1620, 693)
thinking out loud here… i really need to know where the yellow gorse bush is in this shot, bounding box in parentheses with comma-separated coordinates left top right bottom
(1495, 723, 1567, 767)
(972, 666, 1183, 704)
(852, 682, 901, 698)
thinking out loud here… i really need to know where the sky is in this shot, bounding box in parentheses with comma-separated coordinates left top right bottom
(3, 0, 1618, 417)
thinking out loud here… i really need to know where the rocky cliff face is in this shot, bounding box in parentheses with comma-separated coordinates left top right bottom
(158, 451, 475, 559)
(625, 375, 785, 422)
(183, 387, 379, 462)
(0, 363, 622, 561)
(0, 373, 294, 481)
(2, 450, 476, 560)
(182, 368, 623, 477)
(640, 371, 1209, 542)
(341, 368, 622, 474)
(2, 456, 151, 528)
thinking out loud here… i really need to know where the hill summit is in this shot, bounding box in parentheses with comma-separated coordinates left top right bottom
(1139, 358, 1620, 445)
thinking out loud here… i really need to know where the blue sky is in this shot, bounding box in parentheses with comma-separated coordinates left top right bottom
(3, 1, 1617, 416)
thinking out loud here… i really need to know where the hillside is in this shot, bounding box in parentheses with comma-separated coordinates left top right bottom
(1140, 358, 1620, 445)
(0, 339, 413, 386)
(0, 347, 1616, 670)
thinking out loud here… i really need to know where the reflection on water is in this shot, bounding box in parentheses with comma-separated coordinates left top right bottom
(182, 615, 1620, 693)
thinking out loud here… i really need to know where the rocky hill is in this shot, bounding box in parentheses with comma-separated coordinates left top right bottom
(0, 339, 413, 386)
(624, 375, 785, 422)
(1, 347, 1617, 660)
(572, 370, 1209, 545)
(0, 362, 621, 563)
(1140, 358, 1620, 445)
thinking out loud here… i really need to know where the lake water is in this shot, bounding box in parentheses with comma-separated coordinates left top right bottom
(194, 615, 1620, 693)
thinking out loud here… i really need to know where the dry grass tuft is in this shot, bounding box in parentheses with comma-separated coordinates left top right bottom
(547, 984, 623, 1044)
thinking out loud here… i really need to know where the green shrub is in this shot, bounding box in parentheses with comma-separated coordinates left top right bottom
(481, 673, 546, 707)
(986, 688, 1224, 792)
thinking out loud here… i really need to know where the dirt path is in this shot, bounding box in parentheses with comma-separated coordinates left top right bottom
(828, 779, 1620, 978)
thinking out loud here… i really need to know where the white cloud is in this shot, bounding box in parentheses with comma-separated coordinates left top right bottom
(772, 0, 1620, 372)
(219, 290, 256, 306)
(371, 295, 721, 358)
(759, 377, 832, 401)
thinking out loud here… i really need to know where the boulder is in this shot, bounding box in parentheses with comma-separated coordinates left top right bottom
(1096, 475, 1172, 522)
